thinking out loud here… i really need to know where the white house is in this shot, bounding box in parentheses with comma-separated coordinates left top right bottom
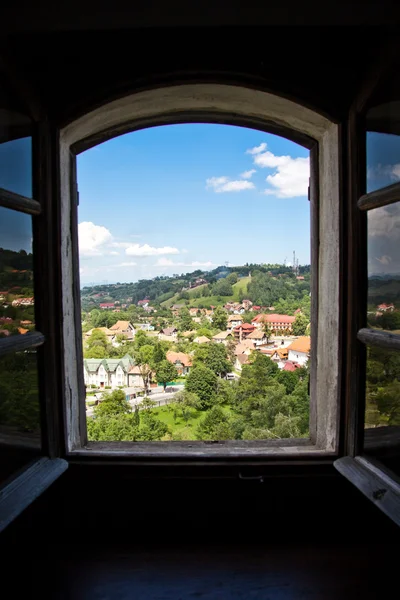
(83, 354, 134, 389)
(227, 315, 243, 331)
(286, 336, 311, 366)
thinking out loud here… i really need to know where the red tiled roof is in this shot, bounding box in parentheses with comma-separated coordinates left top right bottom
(283, 361, 301, 371)
(234, 323, 255, 331)
(166, 351, 192, 367)
(252, 313, 295, 324)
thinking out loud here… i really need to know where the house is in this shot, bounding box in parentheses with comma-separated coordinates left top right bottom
(159, 327, 177, 339)
(251, 305, 261, 312)
(233, 323, 256, 342)
(212, 331, 233, 344)
(138, 322, 154, 331)
(99, 302, 115, 309)
(241, 299, 253, 310)
(12, 297, 34, 307)
(233, 305, 245, 314)
(193, 335, 211, 344)
(128, 365, 151, 388)
(109, 320, 135, 338)
(377, 303, 395, 312)
(166, 351, 192, 375)
(246, 329, 269, 346)
(189, 307, 199, 317)
(296, 276, 305, 280)
(83, 354, 134, 389)
(227, 314, 243, 331)
(287, 336, 311, 366)
(234, 340, 255, 356)
(137, 299, 149, 307)
(270, 347, 289, 369)
(252, 313, 295, 332)
(84, 327, 115, 343)
(234, 353, 250, 371)
(283, 360, 302, 372)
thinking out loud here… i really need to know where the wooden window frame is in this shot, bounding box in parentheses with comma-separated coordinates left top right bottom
(59, 83, 342, 462)
(334, 40, 400, 527)
(0, 69, 67, 532)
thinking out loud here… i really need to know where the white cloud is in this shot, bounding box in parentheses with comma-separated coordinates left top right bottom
(241, 169, 256, 179)
(154, 258, 215, 268)
(375, 255, 392, 265)
(109, 251, 120, 256)
(206, 176, 255, 193)
(125, 243, 180, 257)
(369, 204, 400, 240)
(78, 221, 113, 256)
(247, 144, 309, 198)
(115, 261, 137, 267)
(246, 142, 267, 155)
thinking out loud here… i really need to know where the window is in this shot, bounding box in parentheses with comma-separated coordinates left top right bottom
(59, 84, 340, 457)
(77, 123, 312, 444)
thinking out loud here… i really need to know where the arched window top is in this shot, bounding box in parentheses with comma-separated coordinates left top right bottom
(61, 84, 334, 153)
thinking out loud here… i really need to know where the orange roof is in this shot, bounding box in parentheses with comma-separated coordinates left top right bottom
(252, 313, 295, 324)
(287, 336, 311, 353)
(110, 320, 132, 331)
(247, 329, 265, 339)
(236, 354, 250, 365)
(228, 315, 243, 322)
(18, 327, 29, 335)
(166, 351, 192, 367)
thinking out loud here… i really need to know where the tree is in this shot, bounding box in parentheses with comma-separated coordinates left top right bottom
(84, 329, 111, 357)
(211, 306, 228, 331)
(178, 307, 193, 331)
(185, 364, 218, 409)
(152, 342, 166, 366)
(212, 279, 233, 296)
(292, 313, 309, 336)
(134, 344, 154, 393)
(156, 360, 178, 391)
(196, 406, 234, 440)
(174, 390, 201, 421)
(194, 343, 231, 376)
(94, 389, 131, 417)
(226, 272, 238, 284)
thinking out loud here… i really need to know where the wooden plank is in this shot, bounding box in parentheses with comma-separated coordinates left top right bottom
(309, 144, 319, 444)
(0, 457, 68, 533)
(343, 110, 367, 458)
(0, 187, 41, 215)
(334, 455, 400, 526)
(70, 152, 87, 447)
(357, 328, 400, 351)
(32, 121, 65, 458)
(0, 331, 45, 357)
(358, 181, 400, 211)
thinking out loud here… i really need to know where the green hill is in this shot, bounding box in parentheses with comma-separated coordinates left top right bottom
(161, 277, 251, 309)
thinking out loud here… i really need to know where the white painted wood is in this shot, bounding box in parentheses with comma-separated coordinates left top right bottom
(60, 84, 340, 454)
(0, 457, 68, 532)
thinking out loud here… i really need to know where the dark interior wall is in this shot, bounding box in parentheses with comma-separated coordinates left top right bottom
(2, 465, 399, 546)
(1, 27, 393, 126)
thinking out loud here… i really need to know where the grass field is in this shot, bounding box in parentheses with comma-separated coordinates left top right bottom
(161, 277, 251, 309)
(152, 403, 235, 440)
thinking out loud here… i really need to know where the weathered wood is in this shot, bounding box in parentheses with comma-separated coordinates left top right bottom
(357, 327, 400, 350)
(364, 426, 400, 454)
(309, 144, 319, 444)
(32, 121, 66, 458)
(0, 187, 41, 215)
(343, 110, 367, 458)
(70, 153, 88, 447)
(0, 331, 45, 357)
(0, 457, 68, 533)
(358, 181, 400, 211)
(68, 439, 333, 464)
(334, 455, 400, 526)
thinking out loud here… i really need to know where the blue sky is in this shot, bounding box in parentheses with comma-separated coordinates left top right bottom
(77, 124, 311, 285)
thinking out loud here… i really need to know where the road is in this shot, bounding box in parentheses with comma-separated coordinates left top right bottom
(86, 384, 185, 417)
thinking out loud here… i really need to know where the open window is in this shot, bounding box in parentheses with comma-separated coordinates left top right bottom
(0, 68, 67, 532)
(334, 48, 400, 526)
(59, 84, 341, 459)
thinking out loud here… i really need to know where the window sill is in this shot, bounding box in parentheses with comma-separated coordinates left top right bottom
(68, 439, 335, 463)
